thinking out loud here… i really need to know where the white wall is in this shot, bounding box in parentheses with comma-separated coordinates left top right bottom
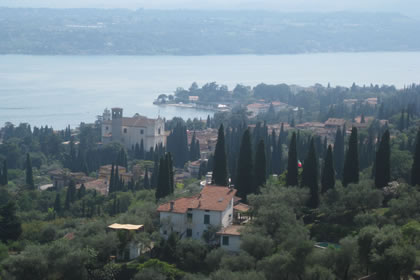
(159, 212, 187, 238)
(103, 118, 165, 150)
(190, 209, 222, 240)
(221, 198, 234, 228)
(121, 125, 146, 150)
(220, 235, 241, 252)
(160, 208, 228, 240)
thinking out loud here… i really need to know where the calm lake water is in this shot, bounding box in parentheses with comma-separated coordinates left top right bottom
(1, 52, 419, 129)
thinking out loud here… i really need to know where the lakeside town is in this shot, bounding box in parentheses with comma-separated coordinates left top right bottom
(1, 80, 420, 279)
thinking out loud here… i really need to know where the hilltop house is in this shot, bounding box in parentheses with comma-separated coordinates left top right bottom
(157, 185, 236, 241)
(101, 108, 165, 151)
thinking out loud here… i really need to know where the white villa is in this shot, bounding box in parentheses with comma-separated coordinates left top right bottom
(101, 108, 165, 151)
(157, 185, 237, 241)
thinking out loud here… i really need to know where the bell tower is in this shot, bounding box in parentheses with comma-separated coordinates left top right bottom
(111, 108, 123, 142)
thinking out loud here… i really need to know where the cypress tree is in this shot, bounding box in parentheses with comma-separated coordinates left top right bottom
(25, 153, 34, 189)
(254, 139, 266, 192)
(144, 168, 150, 189)
(140, 139, 145, 160)
(343, 127, 359, 186)
(195, 140, 201, 160)
(65, 188, 71, 210)
(77, 183, 86, 199)
(286, 132, 298, 186)
(374, 130, 391, 188)
(167, 153, 174, 194)
(280, 122, 286, 143)
(117, 148, 128, 169)
(156, 157, 168, 201)
(135, 143, 140, 159)
(236, 129, 254, 202)
(321, 145, 335, 193)
(277, 135, 283, 174)
(212, 124, 228, 186)
(54, 193, 61, 215)
(68, 180, 76, 203)
(114, 166, 120, 191)
(109, 163, 115, 193)
(411, 130, 420, 186)
(333, 127, 344, 179)
(302, 139, 319, 208)
(151, 159, 159, 188)
(190, 132, 197, 161)
(206, 115, 211, 128)
(270, 129, 277, 174)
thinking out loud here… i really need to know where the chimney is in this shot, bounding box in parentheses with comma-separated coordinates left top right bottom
(170, 201, 174, 211)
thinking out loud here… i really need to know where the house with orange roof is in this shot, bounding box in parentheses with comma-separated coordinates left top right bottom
(217, 225, 243, 252)
(157, 185, 236, 240)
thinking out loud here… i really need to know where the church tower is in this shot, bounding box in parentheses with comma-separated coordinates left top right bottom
(111, 108, 123, 142)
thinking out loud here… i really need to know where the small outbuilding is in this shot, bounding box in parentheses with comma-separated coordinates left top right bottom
(107, 223, 144, 261)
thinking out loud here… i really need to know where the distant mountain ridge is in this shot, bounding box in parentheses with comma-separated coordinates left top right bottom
(1, 8, 419, 55)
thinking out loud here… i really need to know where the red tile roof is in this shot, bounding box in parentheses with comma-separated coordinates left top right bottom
(234, 203, 250, 213)
(217, 225, 243, 236)
(157, 185, 236, 214)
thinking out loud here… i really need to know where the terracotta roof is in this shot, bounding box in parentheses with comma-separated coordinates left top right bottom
(77, 178, 108, 195)
(325, 118, 347, 126)
(122, 115, 159, 127)
(108, 223, 144, 231)
(157, 185, 236, 214)
(234, 203, 250, 212)
(296, 122, 325, 129)
(217, 225, 243, 236)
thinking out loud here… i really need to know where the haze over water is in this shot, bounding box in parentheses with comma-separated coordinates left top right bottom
(1, 52, 419, 129)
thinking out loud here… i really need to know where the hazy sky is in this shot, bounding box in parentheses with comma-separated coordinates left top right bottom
(1, 0, 419, 16)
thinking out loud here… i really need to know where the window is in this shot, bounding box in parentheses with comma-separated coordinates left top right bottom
(140, 129, 144, 135)
(187, 213, 192, 223)
(222, 236, 229, 246)
(123, 128, 127, 133)
(105, 126, 109, 130)
(163, 230, 167, 235)
(186, 229, 192, 237)
(158, 128, 161, 135)
(204, 214, 210, 224)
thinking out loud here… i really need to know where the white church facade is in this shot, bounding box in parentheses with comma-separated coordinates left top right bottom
(101, 108, 165, 151)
